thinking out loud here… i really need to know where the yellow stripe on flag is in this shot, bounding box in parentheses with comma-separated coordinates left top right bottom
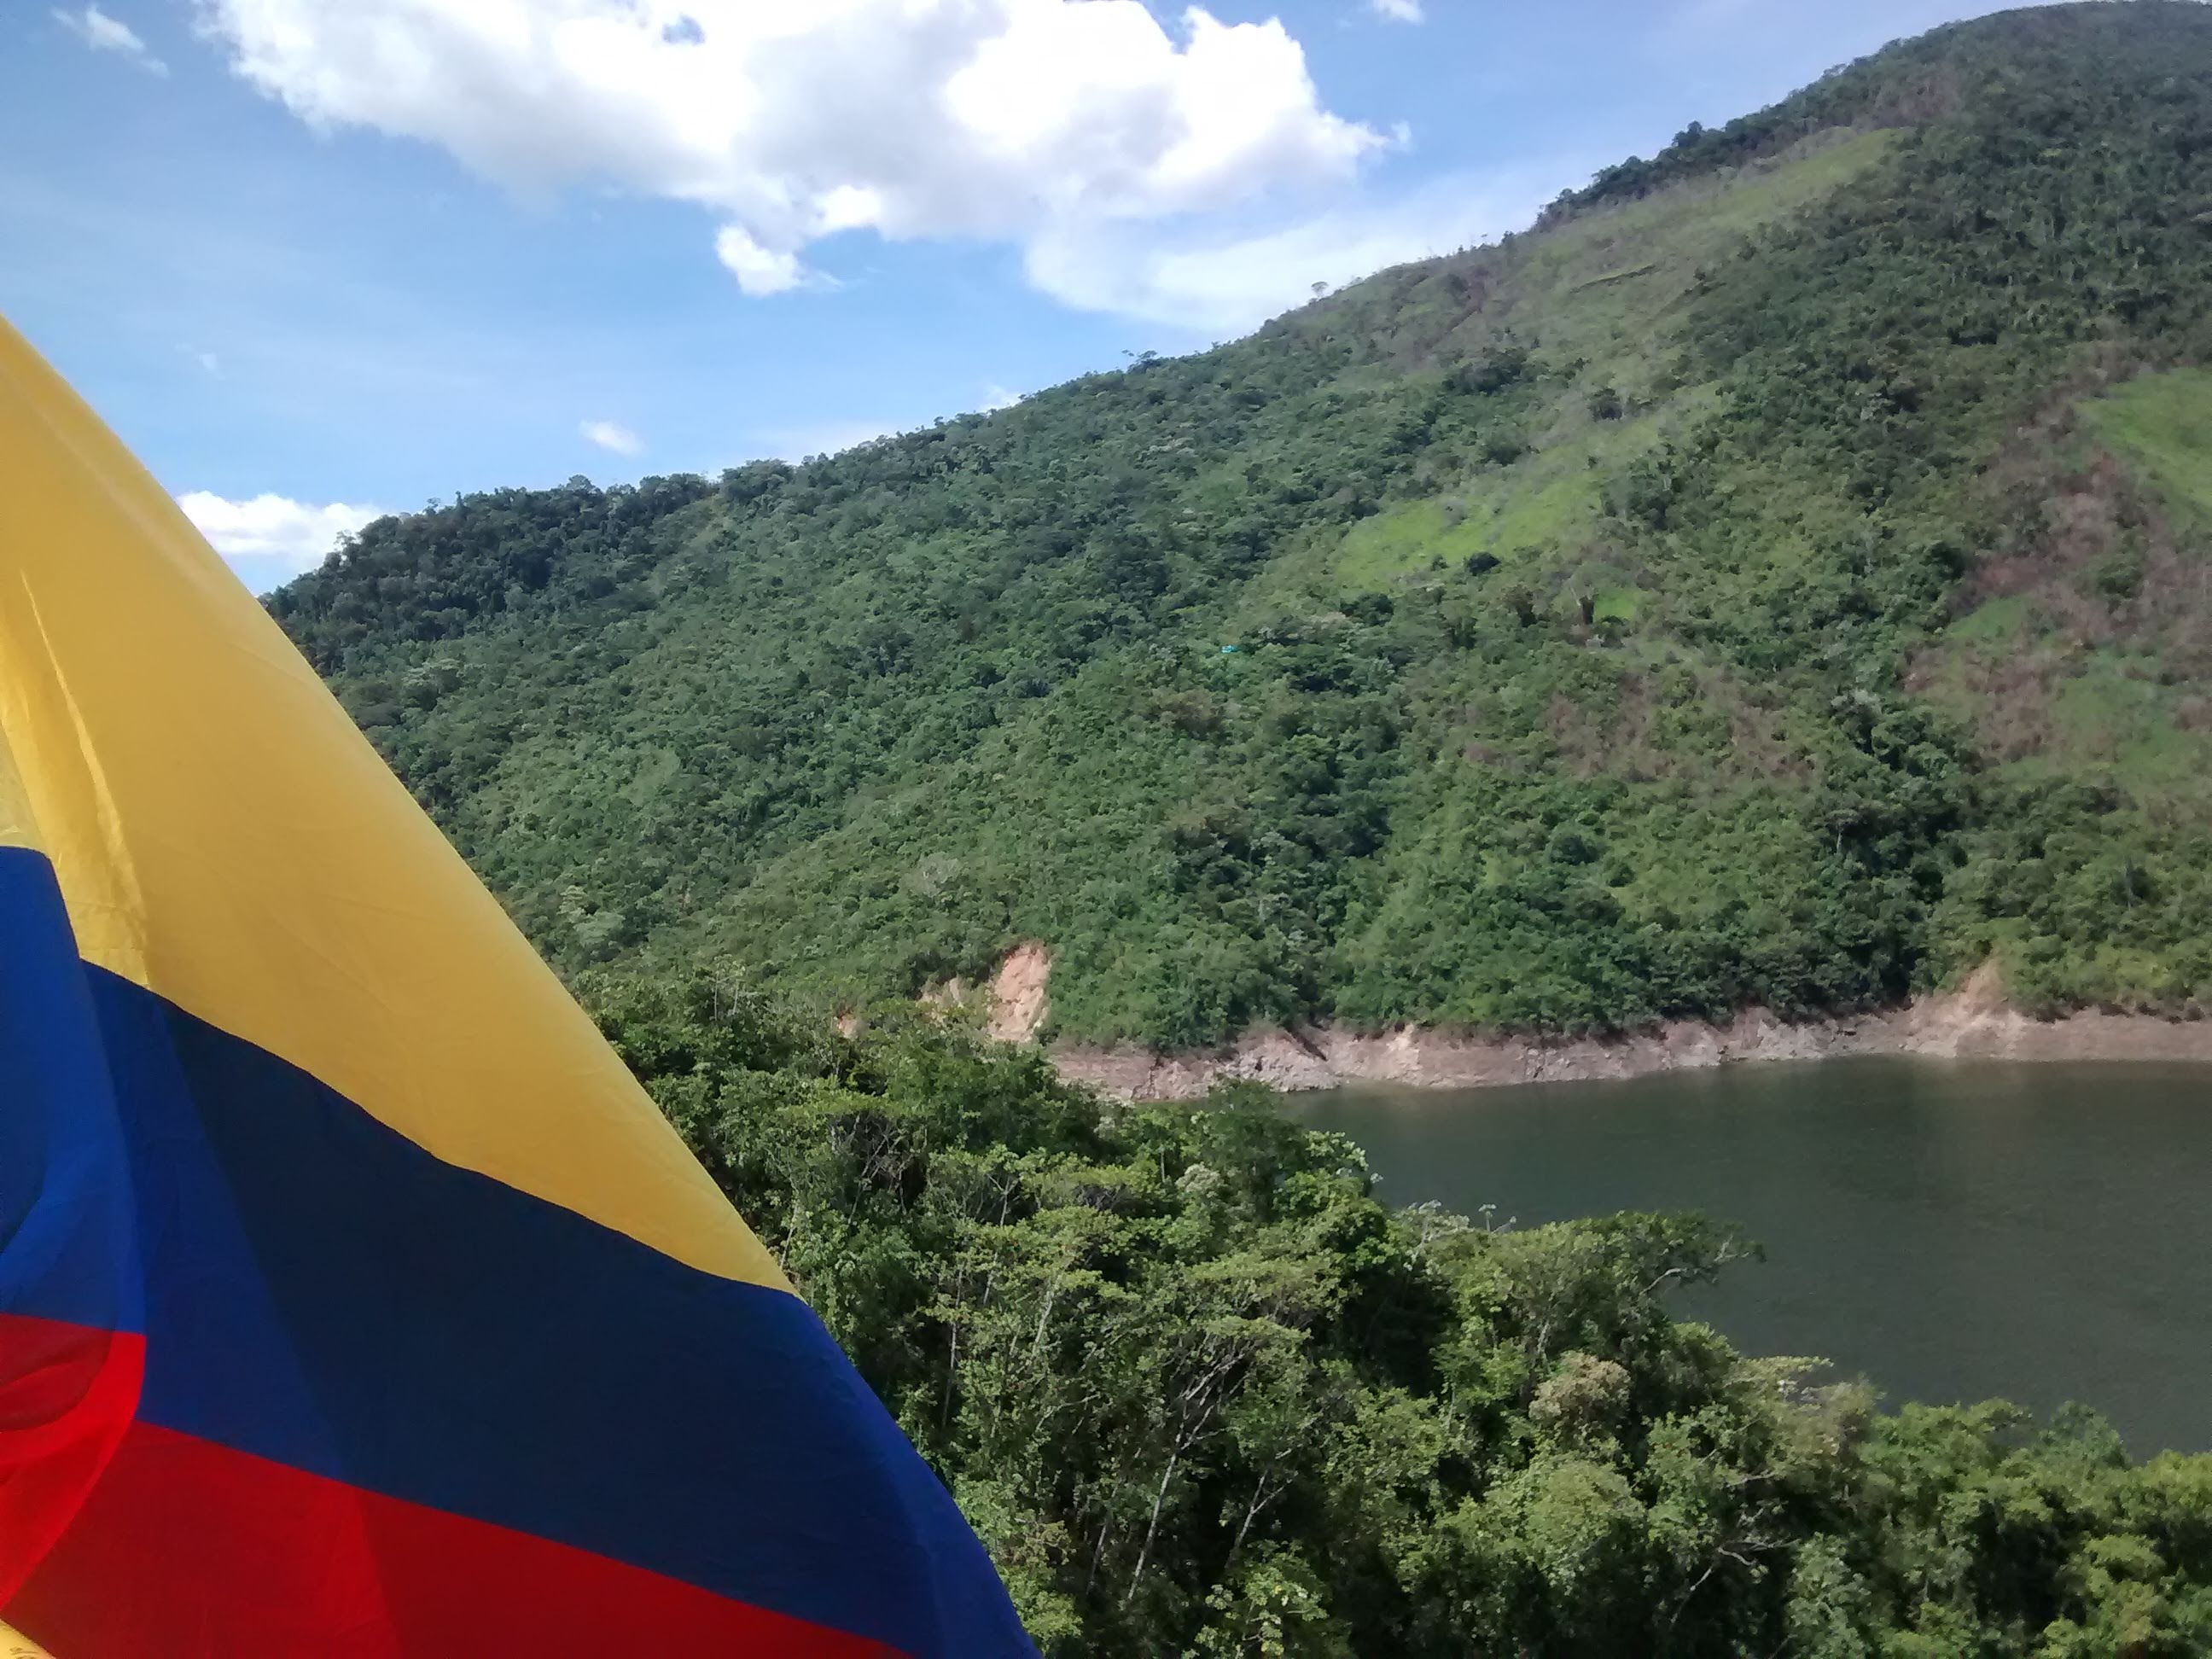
(0, 316, 783, 1291)
(0, 725, 34, 853)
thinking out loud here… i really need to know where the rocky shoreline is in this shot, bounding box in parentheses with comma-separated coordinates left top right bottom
(1049, 965, 2212, 1102)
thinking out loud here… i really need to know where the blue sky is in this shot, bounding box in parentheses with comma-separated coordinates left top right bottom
(3, 0, 2011, 591)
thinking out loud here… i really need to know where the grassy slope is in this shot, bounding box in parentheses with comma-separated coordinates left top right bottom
(270, 3, 2212, 1044)
(1249, 132, 1895, 608)
(2087, 367, 2212, 524)
(1908, 364, 2212, 1008)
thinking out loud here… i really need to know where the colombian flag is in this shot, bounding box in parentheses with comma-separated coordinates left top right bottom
(0, 317, 1032, 1656)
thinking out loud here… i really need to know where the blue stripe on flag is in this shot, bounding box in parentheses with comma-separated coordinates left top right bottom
(66, 959, 1027, 1657)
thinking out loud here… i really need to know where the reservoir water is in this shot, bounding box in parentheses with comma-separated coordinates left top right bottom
(1285, 1059, 2212, 1454)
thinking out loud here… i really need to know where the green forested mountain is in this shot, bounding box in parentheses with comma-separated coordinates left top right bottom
(273, 1, 2212, 1051)
(253, 9, 2212, 1651)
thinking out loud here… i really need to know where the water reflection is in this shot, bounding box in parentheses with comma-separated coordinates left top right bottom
(1284, 1059, 2212, 1453)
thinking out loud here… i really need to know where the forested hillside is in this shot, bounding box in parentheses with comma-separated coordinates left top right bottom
(272, 2, 2212, 1048)
(246, 9, 2212, 1650)
(590, 971, 2212, 1654)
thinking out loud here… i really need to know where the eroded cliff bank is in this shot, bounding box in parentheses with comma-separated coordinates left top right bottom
(1048, 965, 2212, 1102)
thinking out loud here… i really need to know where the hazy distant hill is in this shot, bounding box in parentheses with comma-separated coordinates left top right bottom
(271, 1, 2212, 1049)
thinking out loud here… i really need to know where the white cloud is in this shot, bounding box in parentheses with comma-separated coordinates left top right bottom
(1027, 166, 1570, 335)
(53, 4, 167, 73)
(200, 1, 1388, 321)
(580, 418, 643, 455)
(1368, 0, 1425, 22)
(713, 225, 812, 295)
(178, 490, 380, 592)
(980, 382, 1022, 412)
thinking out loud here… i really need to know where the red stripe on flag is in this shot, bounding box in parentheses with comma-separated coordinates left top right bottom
(0, 1313, 143, 1604)
(5, 1417, 905, 1657)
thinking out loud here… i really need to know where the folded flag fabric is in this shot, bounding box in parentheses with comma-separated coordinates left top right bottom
(0, 315, 1033, 1657)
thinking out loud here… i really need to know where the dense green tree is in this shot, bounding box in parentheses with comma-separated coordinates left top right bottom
(593, 971, 2212, 1655)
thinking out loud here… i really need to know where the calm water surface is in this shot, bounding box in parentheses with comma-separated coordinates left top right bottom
(1286, 1060, 2212, 1453)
